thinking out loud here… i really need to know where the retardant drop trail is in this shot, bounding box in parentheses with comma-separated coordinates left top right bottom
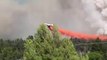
(45, 23, 107, 41)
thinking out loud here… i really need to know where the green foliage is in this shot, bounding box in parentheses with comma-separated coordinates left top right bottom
(0, 39, 25, 60)
(72, 38, 107, 60)
(80, 54, 89, 60)
(3, 24, 107, 60)
(88, 52, 103, 60)
(24, 24, 81, 60)
(88, 39, 107, 60)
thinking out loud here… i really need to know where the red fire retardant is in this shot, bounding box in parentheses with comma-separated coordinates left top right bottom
(58, 28, 107, 41)
(47, 25, 107, 41)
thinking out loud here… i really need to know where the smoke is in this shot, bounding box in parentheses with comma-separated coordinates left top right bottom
(0, 0, 107, 39)
(81, 0, 107, 34)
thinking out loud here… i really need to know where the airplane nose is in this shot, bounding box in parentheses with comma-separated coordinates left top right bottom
(44, 23, 53, 30)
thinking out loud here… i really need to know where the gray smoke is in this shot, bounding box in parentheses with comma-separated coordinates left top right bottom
(82, 0, 107, 34)
(0, 0, 107, 39)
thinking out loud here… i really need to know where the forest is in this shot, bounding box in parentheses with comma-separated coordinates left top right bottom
(0, 24, 107, 60)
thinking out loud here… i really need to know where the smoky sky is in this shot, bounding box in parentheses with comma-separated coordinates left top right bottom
(0, 0, 106, 39)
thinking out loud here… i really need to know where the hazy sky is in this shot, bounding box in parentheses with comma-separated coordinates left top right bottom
(0, 0, 107, 39)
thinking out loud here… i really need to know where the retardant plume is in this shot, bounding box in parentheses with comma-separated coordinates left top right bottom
(46, 24, 107, 41)
(0, 0, 107, 39)
(58, 28, 107, 41)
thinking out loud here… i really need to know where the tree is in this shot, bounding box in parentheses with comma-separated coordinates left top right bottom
(23, 24, 82, 60)
(88, 38, 107, 60)
(88, 51, 103, 60)
(0, 39, 25, 60)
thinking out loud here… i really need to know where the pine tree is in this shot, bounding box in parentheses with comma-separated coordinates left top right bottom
(23, 24, 88, 60)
